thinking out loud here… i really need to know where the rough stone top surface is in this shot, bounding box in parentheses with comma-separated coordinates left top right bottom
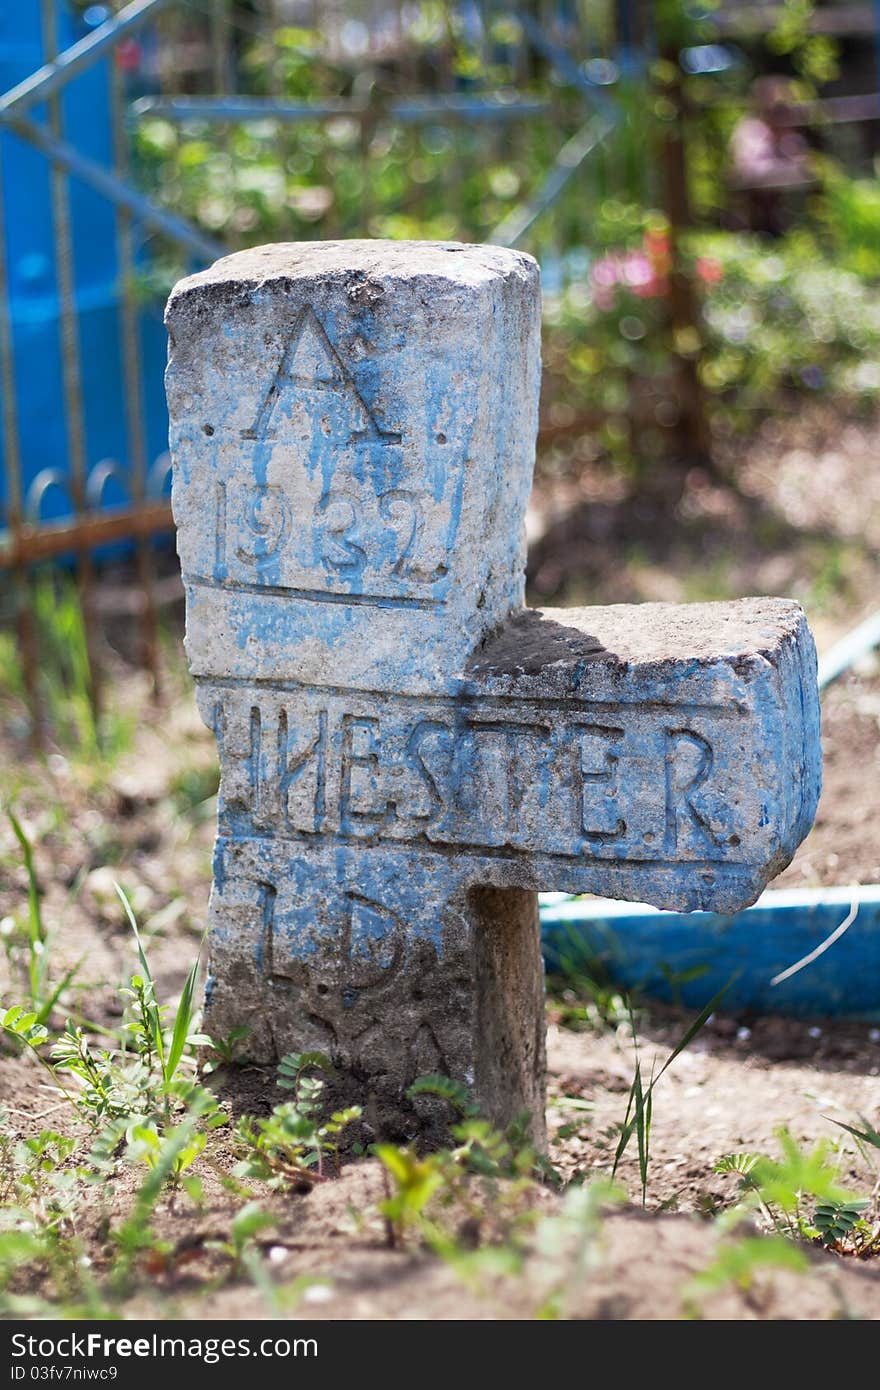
(469, 598, 809, 677)
(166, 239, 538, 308)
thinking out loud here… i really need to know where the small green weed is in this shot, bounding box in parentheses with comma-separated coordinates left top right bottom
(110, 1085, 222, 1293)
(684, 1234, 810, 1316)
(116, 884, 209, 1116)
(28, 573, 134, 765)
(206, 1202, 277, 1271)
(715, 1128, 876, 1251)
(234, 1052, 361, 1188)
(3, 807, 81, 1026)
(612, 990, 724, 1204)
(375, 1076, 543, 1261)
(375, 1076, 622, 1315)
(204, 1024, 251, 1068)
(0, 892, 232, 1313)
(2, 885, 213, 1131)
(829, 1113, 880, 1158)
(530, 1179, 624, 1319)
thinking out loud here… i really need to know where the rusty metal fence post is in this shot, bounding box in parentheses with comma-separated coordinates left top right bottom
(0, 0, 618, 747)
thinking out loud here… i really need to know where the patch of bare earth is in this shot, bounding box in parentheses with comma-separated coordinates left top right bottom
(775, 669, 880, 889)
(2, 664, 880, 1317)
(2, 405, 880, 1318)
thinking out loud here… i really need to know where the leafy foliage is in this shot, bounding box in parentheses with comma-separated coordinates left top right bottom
(374, 1076, 624, 1313)
(206, 1202, 278, 1269)
(23, 574, 135, 761)
(0, 899, 235, 1312)
(374, 1074, 547, 1268)
(715, 1128, 874, 1250)
(234, 1052, 361, 1187)
(530, 1180, 625, 1319)
(2, 883, 213, 1137)
(715, 1152, 761, 1177)
(813, 1198, 871, 1249)
(829, 1115, 880, 1154)
(546, 222, 880, 471)
(685, 1234, 809, 1314)
(204, 1024, 251, 1067)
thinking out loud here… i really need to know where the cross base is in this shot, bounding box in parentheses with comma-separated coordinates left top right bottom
(207, 857, 545, 1145)
(200, 597, 820, 1143)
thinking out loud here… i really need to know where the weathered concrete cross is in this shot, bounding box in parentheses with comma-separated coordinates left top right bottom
(166, 242, 821, 1144)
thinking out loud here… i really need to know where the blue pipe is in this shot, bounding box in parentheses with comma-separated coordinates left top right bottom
(539, 884, 880, 1019)
(817, 611, 880, 690)
(131, 94, 552, 124)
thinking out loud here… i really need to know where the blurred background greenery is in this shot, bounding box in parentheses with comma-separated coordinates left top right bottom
(129, 0, 880, 480)
(6, 0, 880, 741)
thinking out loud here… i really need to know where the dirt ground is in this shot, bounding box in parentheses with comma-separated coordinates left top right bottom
(775, 667, 880, 889)
(2, 404, 880, 1320)
(529, 403, 880, 659)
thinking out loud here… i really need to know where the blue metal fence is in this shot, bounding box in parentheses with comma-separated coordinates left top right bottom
(0, 0, 630, 726)
(0, 3, 172, 525)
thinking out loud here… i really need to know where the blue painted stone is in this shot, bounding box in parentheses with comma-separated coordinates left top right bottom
(165, 241, 822, 1142)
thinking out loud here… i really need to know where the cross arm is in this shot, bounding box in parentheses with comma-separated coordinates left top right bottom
(460, 596, 821, 912)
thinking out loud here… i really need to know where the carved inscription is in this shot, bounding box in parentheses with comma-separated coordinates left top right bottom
(210, 688, 746, 864)
(202, 305, 460, 602)
(241, 306, 401, 446)
(215, 865, 408, 1011)
(262, 881, 405, 992)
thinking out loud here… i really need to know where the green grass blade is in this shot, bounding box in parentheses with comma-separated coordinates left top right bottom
(633, 1059, 648, 1202)
(165, 953, 201, 1086)
(8, 807, 47, 1001)
(35, 957, 83, 1027)
(115, 883, 152, 985)
(114, 1103, 212, 1267)
(642, 1080, 653, 1206)
(652, 979, 734, 1087)
(8, 808, 41, 940)
(611, 1078, 639, 1180)
(115, 882, 164, 1068)
(8, 806, 49, 1004)
(829, 1116, 880, 1151)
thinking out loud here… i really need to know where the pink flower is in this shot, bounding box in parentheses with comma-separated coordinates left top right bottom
(622, 252, 654, 288)
(115, 39, 141, 72)
(696, 257, 724, 284)
(591, 255, 621, 309)
(644, 228, 670, 255)
(590, 242, 674, 308)
(592, 257, 620, 287)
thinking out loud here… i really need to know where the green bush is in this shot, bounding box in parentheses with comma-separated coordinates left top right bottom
(697, 230, 880, 408)
(817, 162, 880, 281)
(543, 217, 880, 457)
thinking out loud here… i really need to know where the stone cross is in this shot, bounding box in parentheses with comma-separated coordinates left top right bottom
(166, 241, 821, 1145)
